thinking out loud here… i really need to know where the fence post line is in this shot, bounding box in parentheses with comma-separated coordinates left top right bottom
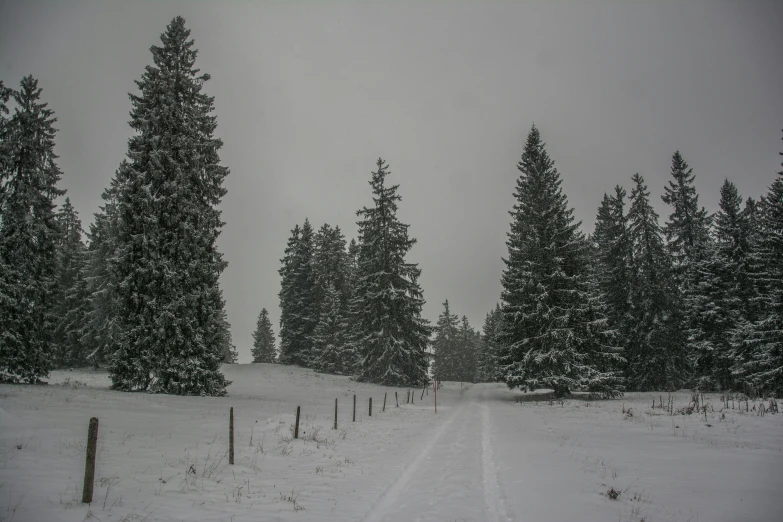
(81, 417, 99, 503)
(334, 398, 338, 430)
(229, 407, 234, 465)
(294, 406, 301, 439)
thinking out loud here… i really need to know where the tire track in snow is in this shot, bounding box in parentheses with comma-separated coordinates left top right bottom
(361, 399, 467, 522)
(481, 400, 512, 522)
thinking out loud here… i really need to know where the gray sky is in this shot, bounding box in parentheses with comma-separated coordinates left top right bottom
(2, 0, 782, 362)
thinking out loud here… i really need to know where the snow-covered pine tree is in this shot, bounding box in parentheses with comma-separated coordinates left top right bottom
(353, 158, 431, 386)
(432, 300, 460, 381)
(662, 151, 712, 284)
(80, 171, 124, 368)
(52, 197, 89, 367)
(732, 133, 783, 396)
(626, 173, 687, 391)
(108, 17, 231, 395)
(278, 219, 318, 367)
(457, 315, 478, 383)
(312, 223, 351, 358)
(498, 125, 623, 398)
(476, 304, 504, 382)
(218, 305, 237, 364)
(313, 283, 353, 374)
(687, 180, 755, 390)
(251, 308, 277, 363)
(0, 76, 65, 383)
(593, 186, 633, 351)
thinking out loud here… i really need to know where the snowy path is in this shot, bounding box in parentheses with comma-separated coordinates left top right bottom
(362, 385, 512, 522)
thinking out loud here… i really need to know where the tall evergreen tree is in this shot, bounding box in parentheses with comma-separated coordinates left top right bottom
(626, 173, 686, 390)
(313, 283, 353, 374)
(732, 133, 783, 396)
(457, 315, 478, 383)
(432, 300, 460, 381)
(477, 303, 504, 382)
(278, 219, 318, 366)
(498, 125, 622, 398)
(661, 151, 711, 282)
(52, 197, 89, 367)
(0, 76, 65, 383)
(108, 17, 231, 395)
(593, 186, 633, 350)
(353, 158, 431, 386)
(251, 308, 277, 363)
(80, 171, 124, 367)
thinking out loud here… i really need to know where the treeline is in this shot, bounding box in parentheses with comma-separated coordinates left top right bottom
(1, 17, 237, 394)
(472, 126, 782, 398)
(274, 159, 431, 387)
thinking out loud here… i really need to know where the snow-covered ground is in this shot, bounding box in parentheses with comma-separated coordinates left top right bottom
(1, 365, 781, 521)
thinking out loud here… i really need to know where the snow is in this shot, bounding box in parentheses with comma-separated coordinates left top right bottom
(1, 365, 782, 521)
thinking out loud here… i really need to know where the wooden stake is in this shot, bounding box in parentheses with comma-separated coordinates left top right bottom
(229, 407, 235, 465)
(294, 406, 301, 439)
(82, 417, 99, 504)
(421, 386, 426, 400)
(395, 391, 399, 407)
(434, 379, 437, 414)
(369, 397, 372, 417)
(334, 398, 338, 430)
(353, 394, 356, 422)
(411, 388, 414, 404)
(383, 392, 387, 412)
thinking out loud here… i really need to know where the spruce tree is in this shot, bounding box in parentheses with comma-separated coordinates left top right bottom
(251, 308, 277, 363)
(661, 151, 711, 282)
(108, 17, 231, 395)
(498, 125, 622, 398)
(52, 198, 89, 367)
(457, 315, 478, 383)
(732, 133, 783, 396)
(477, 304, 504, 382)
(80, 172, 124, 367)
(0, 76, 65, 383)
(432, 300, 460, 381)
(313, 283, 353, 374)
(277, 219, 318, 366)
(593, 186, 633, 350)
(626, 173, 686, 390)
(354, 158, 431, 386)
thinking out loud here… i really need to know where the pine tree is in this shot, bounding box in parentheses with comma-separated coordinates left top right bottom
(432, 300, 460, 381)
(593, 186, 633, 350)
(457, 315, 478, 383)
(278, 219, 318, 367)
(477, 304, 504, 382)
(80, 171, 124, 367)
(218, 306, 237, 364)
(498, 125, 623, 398)
(313, 283, 353, 374)
(251, 308, 277, 363)
(353, 158, 431, 386)
(732, 132, 783, 396)
(0, 76, 65, 383)
(626, 173, 686, 391)
(108, 17, 231, 395)
(52, 198, 89, 367)
(661, 151, 711, 283)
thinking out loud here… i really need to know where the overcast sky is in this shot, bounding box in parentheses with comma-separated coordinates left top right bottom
(1, 0, 782, 362)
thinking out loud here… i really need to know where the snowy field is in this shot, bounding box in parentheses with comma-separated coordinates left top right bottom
(1, 365, 781, 522)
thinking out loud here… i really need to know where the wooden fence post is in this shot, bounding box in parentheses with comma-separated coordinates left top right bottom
(421, 386, 426, 400)
(395, 391, 399, 407)
(412, 389, 414, 404)
(353, 394, 356, 422)
(434, 379, 437, 414)
(229, 407, 235, 465)
(294, 406, 301, 439)
(369, 397, 372, 417)
(334, 398, 338, 430)
(81, 417, 99, 503)
(383, 392, 387, 412)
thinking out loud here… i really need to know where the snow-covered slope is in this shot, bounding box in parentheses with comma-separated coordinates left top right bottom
(1, 365, 781, 521)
